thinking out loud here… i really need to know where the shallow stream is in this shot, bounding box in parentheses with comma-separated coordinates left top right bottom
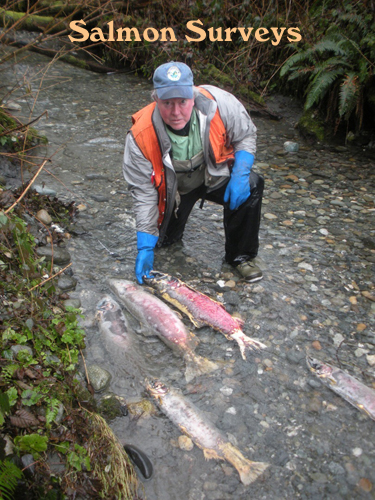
(1, 51, 375, 499)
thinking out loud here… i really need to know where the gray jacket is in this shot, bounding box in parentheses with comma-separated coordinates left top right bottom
(123, 85, 257, 240)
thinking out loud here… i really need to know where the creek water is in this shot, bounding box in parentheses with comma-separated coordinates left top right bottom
(1, 50, 375, 499)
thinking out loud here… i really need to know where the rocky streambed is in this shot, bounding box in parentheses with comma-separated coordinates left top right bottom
(1, 51, 375, 499)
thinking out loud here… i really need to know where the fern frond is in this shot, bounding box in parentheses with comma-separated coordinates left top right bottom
(305, 68, 345, 109)
(339, 72, 359, 118)
(0, 459, 23, 500)
(311, 57, 352, 75)
(287, 67, 314, 81)
(339, 13, 368, 33)
(46, 398, 61, 427)
(313, 38, 347, 57)
(280, 48, 314, 77)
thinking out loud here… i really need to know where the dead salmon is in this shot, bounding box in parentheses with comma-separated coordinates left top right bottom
(96, 295, 132, 350)
(96, 295, 146, 379)
(146, 378, 269, 485)
(307, 356, 375, 421)
(144, 271, 266, 360)
(108, 279, 219, 383)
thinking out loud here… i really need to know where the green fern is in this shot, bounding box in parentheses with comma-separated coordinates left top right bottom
(305, 68, 345, 109)
(45, 398, 61, 427)
(339, 72, 359, 118)
(280, 7, 374, 133)
(0, 459, 23, 500)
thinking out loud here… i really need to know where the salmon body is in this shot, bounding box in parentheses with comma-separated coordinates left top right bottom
(96, 295, 132, 350)
(307, 356, 375, 420)
(96, 295, 147, 380)
(146, 379, 269, 485)
(144, 271, 266, 360)
(108, 279, 219, 382)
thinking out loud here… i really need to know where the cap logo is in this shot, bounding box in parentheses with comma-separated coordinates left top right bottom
(167, 66, 181, 82)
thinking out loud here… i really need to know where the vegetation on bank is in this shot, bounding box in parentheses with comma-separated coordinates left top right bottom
(0, 188, 141, 498)
(1, 0, 374, 139)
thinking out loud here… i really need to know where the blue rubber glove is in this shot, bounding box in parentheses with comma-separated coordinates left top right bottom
(224, 151, 254, 210)
(135, 232, 158, 284)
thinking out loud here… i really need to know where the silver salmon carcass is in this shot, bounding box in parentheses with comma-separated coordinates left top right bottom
(307, 356, 375, 421)
(144, 271, 266, 360)
(96, 295, 147, 380)
(96, 295, 132, 350)
(146, 378, 269, 485)
(108, 279, 219, 383)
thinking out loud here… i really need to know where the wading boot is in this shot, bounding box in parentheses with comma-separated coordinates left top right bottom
(235, 259, 263, 283)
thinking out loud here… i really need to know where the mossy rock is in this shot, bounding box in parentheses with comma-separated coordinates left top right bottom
(200, 63, 233, 88)
(297, 108, 325, 142)
(98, 393, 127, 421)
(127, 398, 157, 419)
(0, 9, 68, 33)
(198, 63, 265, 107)
(0, 109, 48, 148)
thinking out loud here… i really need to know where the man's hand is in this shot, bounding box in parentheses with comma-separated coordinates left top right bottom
(224, 151, 254, 210)
(135, 232, 158, 284)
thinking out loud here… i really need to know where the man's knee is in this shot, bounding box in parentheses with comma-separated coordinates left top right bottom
(250, 171, 264, 194)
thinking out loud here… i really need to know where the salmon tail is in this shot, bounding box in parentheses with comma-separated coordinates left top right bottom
(233, 315, 245, 328)
(184, 352, 220, 383)
(231, 330, 267, 361)
(222, 442, 269, 486)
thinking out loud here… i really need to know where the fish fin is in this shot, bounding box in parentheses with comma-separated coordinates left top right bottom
(184, 352, 220, 383)
(221, 442, 269, 485)
(232, 315, 245, 328)
(202, 448, 223, 461)
(190, 318, 206, 329)
(230, 330, 267, 360)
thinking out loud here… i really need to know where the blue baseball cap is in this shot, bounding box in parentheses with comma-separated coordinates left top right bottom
(153, 62, 194, 100)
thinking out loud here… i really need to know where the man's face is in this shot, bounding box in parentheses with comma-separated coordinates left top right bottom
(156, 97, 194, 130)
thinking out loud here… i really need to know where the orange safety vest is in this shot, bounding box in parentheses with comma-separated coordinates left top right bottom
(130, 87, 234, 228)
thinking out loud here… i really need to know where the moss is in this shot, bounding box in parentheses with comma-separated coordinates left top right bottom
(199, 63, 233, 88)
(197, 63, 265, 107)
(60, 54, 90, 70)
(98, 394, 126, 421)
(237, 85, 265, 106)
(0, 9, 67, 33)
(27, 127, 48, 145)
(297, 108, 325, 142)
(0, 108, 18, 130)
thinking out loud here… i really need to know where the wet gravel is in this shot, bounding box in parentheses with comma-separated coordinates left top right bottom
(1, 51, 375, 499)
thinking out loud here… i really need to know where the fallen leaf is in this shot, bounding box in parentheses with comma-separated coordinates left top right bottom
(10, 409, 39, 428)
(358, 478, 372, 493)
(312, 340, 322, 350)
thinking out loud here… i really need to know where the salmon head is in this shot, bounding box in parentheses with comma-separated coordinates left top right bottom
(306, 356, 333, 378)
(108, 278, 139, 293)
(97, 296, 117, 313)
(143, 271, 180, 291)
(145, 378, 169, 399)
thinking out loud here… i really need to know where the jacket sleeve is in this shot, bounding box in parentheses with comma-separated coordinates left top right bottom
(201, 85, 257, 156)
(123, 132, 160, 236)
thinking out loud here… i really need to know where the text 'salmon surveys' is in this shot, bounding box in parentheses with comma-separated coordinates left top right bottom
(68, 19, 302, 45)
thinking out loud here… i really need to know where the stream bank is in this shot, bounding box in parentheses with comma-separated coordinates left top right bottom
(1, 50, 375, 499)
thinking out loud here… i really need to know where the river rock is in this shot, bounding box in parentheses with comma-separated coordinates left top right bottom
(87, 364, 112, 392)
(36, 209, 52, 225)
(36, 246, 71, 265)
(57, 275, 77, 292)
(63, 298, 82, 309)
(91, 194, 109, 202)
(178, 435, 194, 451)
(11, 344, 33, 357)
(127, 399, 157, 418)
(32, 184, 57, 196)
(98, 393, 127, 420)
